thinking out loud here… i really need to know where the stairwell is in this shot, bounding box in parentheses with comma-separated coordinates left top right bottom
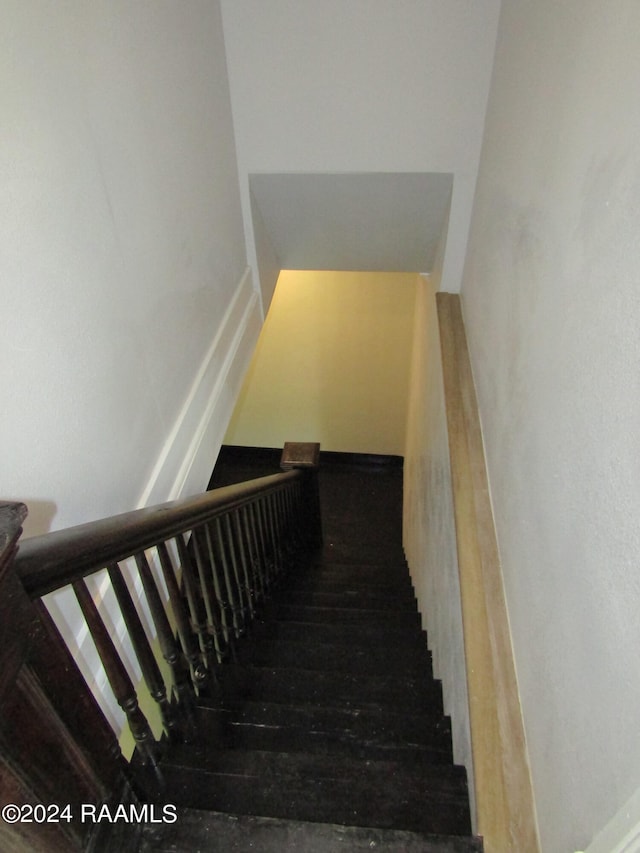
(137, 449, 482, 852)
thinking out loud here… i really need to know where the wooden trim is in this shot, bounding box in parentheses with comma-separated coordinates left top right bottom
(437, 293, 540, 853)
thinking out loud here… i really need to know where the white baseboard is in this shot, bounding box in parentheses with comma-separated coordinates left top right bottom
(581, 787, 640, 853)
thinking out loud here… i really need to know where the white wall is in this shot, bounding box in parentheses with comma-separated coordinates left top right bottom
(219, 0, 501, 306)
(460, 3, 640, 850)
(1, 1, 261, 738)
(1, 0, 258, 539)
(403, 275, 474, 822)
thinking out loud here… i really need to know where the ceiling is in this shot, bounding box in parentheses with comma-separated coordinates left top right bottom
(249, 172, 453, 273)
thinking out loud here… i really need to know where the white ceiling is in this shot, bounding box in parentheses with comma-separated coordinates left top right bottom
(249, 172, 453, 273)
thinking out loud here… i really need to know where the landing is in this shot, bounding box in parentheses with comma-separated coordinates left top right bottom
(210, 446, 404, 565)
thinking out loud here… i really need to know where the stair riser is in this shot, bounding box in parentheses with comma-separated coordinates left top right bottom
(252, 620, 428, 648)
(289, 574, 415, 599)
(219, 667, 444, 716)
(236, 641, 433, 678)
(273, 605, 422, 628)
(276, 592, 418, 612)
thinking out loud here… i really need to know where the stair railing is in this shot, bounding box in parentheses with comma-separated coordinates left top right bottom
(1, 443, 321, 847)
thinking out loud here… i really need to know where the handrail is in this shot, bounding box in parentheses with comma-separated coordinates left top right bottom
(15, 471, 300, 598)
(9, 443, 323, 781)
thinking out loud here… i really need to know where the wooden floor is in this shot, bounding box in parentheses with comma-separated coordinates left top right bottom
(136, 448, 483, 852)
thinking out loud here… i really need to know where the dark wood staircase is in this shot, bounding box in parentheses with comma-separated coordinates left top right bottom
(137, 451, 483, 852)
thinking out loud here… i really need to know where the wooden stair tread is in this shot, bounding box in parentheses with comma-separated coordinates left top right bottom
(197, 698, 453, 741)
(192, 702, 453, 763)
(139, 808, 483, 852)
(157, 749, 471, 836)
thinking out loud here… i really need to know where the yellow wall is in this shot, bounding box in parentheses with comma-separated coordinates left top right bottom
(225, 270, 418, 455)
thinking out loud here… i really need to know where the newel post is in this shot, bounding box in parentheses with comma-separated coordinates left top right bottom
(280, 442, 323, 550)
(0, 503, 132, 852)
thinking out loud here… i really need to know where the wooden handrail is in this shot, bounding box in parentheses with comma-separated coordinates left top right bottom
(14, 470, 301, 598)
(1, 443, 323, 845)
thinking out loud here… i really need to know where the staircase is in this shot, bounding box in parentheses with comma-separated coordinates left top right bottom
(137, 450, 483, 852)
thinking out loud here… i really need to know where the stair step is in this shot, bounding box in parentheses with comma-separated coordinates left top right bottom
(305, 559, 413, 578)
(289, 579, 416, 600)
(274, 603, 422, 628)
(158, 749, 471, 836)
(199, 699, 451, 744)
(253, 618, 428, 647)
(236, 637, 432, 678)
(290, 569, 415, 592)
(193, 701, 453, 763)
(140, 808, 484, 852)
(218, 665, 443, 715)
(273, 589, 418, 611)
(313, 554, 409, 571)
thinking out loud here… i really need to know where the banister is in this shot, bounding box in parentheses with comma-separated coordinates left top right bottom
(2, 442, 323, 841)
(14, 470, 301, 598)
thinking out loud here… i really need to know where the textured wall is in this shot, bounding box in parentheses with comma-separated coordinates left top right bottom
(461, 2, 640, 849)
(403, 276, 474, 823)
(1, 0, 250, 537)
(225, 271, 417, 455)
(1, 1, 257, 738)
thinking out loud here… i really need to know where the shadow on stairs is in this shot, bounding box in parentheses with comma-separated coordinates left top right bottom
(135, 449, 483, 852)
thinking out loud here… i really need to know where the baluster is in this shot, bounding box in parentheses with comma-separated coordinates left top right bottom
(256, 496, 275, 593)
(134, 550, 197, 738)
(156, 542, 209, 695)
(231, 509, 256, 619)
(202, 522, 231, 648)
(295, 480, 308, 546)
(251, 498, 270, 597)
(244, 502, 266, 603)
(106, 563, 178, 741)
(283, 485, 301, 555)
(175, 533, 217, 675)
(191, 527, 225, 662)
(223, 514, 252, 625)
(265, 491, 284, 585)
(213, 516, 243, 638)
(72, 579, 159, 770)
(274, 489, 290, 574)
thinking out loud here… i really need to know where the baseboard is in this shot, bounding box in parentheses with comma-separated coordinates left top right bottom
(437, 293, 540, 853)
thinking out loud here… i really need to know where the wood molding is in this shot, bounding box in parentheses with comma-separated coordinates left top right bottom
(437, 293, 540, 852)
